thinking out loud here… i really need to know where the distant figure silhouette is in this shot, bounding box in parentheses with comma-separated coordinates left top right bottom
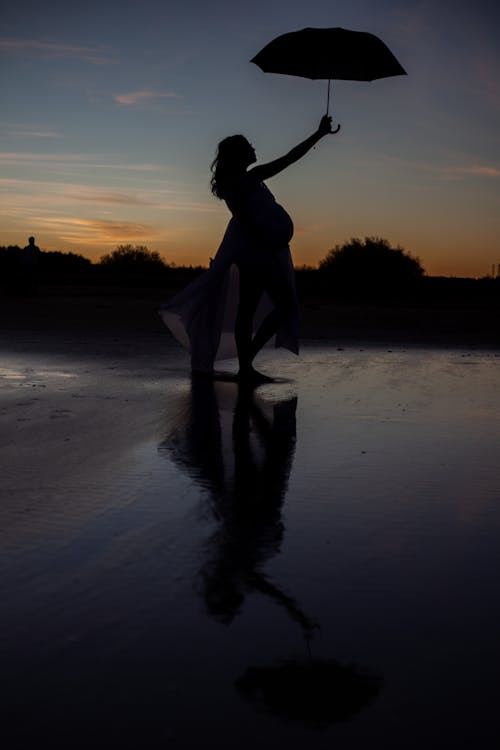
(21, 236, 40, 294)
(160, 379, 316, 636)
(160, 115, 335, 381)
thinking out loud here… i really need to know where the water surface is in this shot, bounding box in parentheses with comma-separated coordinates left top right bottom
(1, 345, 499, 747)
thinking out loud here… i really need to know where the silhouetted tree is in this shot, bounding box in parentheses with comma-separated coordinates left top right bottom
(318, 237, 424, 299)
(97, 244, 177, 286)
(99, 244, 168, 271)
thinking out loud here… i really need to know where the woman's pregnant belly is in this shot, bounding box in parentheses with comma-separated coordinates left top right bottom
(248, 196, 294, 248)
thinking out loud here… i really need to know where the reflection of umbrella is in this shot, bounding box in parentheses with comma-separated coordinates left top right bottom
(251, 26, 407, 126)
(235, 658, 380, 728)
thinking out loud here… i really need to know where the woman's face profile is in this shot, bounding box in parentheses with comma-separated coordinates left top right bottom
(227, 136, 256, 168)
(245, 141, 257, 166)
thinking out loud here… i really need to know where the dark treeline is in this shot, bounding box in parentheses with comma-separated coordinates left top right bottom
(1, 240, 499, 308)
(297, 270, 500, 309)
(0, 243, 204, 292)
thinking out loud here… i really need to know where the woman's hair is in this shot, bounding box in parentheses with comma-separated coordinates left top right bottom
(210, 135, 252, 199)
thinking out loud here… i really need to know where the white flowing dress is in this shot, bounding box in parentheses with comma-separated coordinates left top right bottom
(159, 177, 299, 372)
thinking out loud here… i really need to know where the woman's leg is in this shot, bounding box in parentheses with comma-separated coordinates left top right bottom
(248, 269, 296, 362)
(235, 265, 263, 374)
(235, 262, 296, 380)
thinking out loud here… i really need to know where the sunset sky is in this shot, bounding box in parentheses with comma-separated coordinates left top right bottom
(2, 0, 499, 276)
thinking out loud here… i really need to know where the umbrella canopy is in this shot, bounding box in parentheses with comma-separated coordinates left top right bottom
(235, 658, 381, 727)
(251, 27, 406, 118)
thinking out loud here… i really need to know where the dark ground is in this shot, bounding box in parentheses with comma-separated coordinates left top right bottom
(1, 284, 498, 351)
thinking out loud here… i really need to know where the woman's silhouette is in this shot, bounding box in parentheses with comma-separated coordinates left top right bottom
(160, 115, 335, 381)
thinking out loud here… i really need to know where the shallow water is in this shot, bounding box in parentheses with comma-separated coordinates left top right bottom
(1, 345, 500, 748)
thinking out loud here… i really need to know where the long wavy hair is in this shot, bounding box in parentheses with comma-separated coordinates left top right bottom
(210, 135, 253, 199)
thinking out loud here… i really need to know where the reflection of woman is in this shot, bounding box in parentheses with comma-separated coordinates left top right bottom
(160, 379, 315, 636)
(160, 116, 334, 381)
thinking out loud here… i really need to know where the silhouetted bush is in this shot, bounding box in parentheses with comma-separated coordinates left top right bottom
(96, 245, 176, 286)
(97, 244, 179, 286)
(318, 237, 425, 300)
(99, 244, 167, 271)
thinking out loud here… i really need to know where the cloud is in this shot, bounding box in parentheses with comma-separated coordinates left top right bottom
(368, 154, 500, 182)
(69, 190, 146, 205)
(454, 165, 500, 178)
(0, 122, 64, 138)
(13, 130, 64, 139)
(425, 163, 500, 180)
(113, 89, 178, 106)
(0, 177, 218, 216)
(0, 152, 163, 172)
(0, 38, 109, 64)
(18, 215, 155, 243)
(77, 218, 153, 240)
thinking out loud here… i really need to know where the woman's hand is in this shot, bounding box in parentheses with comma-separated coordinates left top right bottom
(317, 115, 333, 135)
(251, 115, 338, 180)
(317, 115, 340, 135)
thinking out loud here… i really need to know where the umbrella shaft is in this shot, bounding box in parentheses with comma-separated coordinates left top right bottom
(326, 79, 331, 115)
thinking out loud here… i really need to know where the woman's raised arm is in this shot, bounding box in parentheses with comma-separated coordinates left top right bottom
(249, 115, 334, 181)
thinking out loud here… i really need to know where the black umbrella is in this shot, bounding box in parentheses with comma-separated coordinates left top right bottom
(251, 27, 407, 129)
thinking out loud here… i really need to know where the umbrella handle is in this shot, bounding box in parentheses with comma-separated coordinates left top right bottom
(326, 80, 341, 133)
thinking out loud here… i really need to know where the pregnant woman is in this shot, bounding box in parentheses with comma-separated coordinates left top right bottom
(160, 114, 334, 382)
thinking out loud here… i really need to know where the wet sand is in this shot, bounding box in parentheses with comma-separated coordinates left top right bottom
(1, 294, 500, 748)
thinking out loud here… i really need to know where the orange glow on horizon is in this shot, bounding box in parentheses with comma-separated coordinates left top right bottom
(7, 231, 494, 279)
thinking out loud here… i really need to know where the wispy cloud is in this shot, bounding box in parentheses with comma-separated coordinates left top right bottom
(68, 187, 217, 212)
(67, 218, 154, 241)
(0, 38, 109, 64)
(363, 153, 500, 183)
(0, 152, 163, 172)
(113, 89, 178, 106)
(69, 190, 146, 205)
(450, 165, 500, 178)
(11, 215, 156, 243)
(0, 177, 218, 215)
(424, 163, 500, 180)
(0, 121, 64, 139)
(13, 130, 64, 139)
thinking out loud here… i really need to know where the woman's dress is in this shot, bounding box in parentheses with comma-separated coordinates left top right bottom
(159, 177, 299, 372)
